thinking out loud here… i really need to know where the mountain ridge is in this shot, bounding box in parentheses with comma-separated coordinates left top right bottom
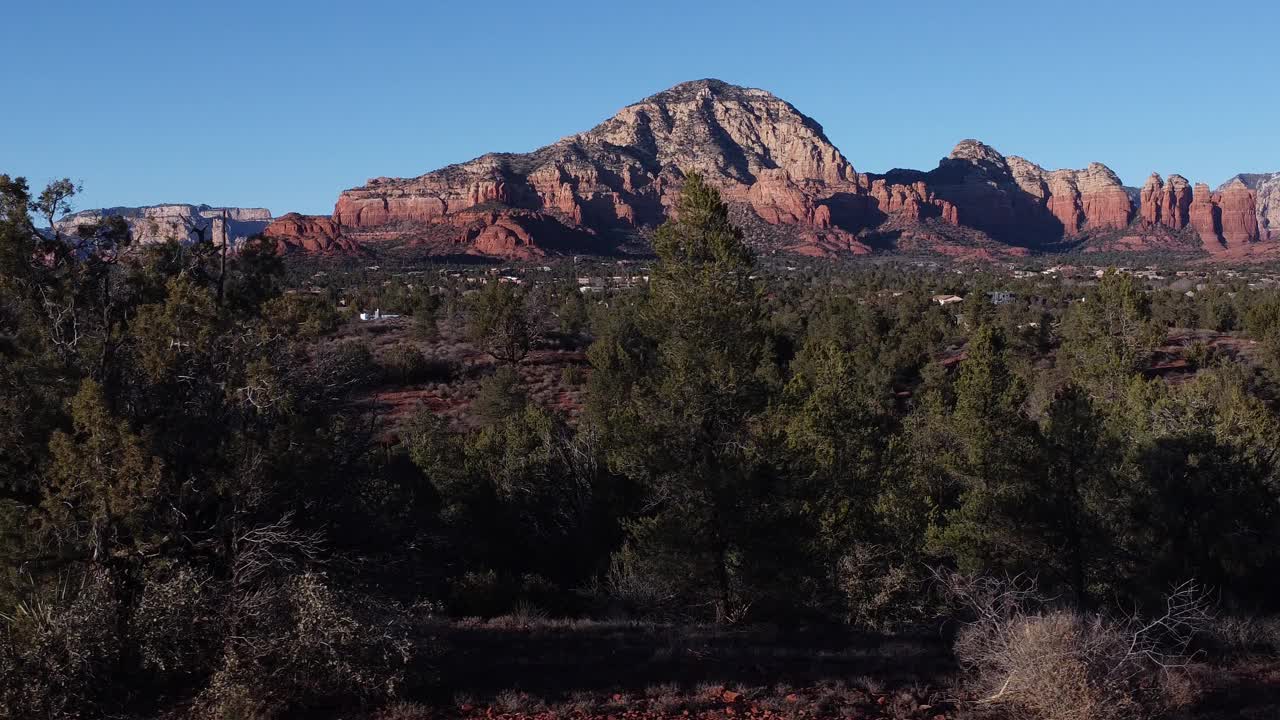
(57, 79, 1277, 261)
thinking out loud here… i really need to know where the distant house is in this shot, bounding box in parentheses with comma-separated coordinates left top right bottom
(988, 291, 1015, 306)
(358, 309, 401, 322)
(932, 294, 964, 306)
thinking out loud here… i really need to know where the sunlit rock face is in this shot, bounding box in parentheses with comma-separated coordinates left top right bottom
(56, 204, 273, 248)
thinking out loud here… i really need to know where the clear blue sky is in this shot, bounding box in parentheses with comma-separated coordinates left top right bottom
(5, 0, 1277, 216)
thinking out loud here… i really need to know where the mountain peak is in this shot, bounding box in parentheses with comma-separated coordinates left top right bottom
(634, 78, 773, 106)
(948, 139, 1007, 165)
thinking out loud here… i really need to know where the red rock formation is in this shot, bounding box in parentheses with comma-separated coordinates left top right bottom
(1164, 175, 1194, 229)
(325, 80, 862, 255)
(286, 80, 916, 259)
(333, 193, 449, 227)
(885, 142, 1133, 243)
(1139, 173, 1193, 230)
(1189, 183, 1222, 247)
(1135, 175, 1260, 251)
(1223, 173, 1280, 241)
(862, 178, 957, 224)
(746, 170, 820, 225)
(465, 215, 545, 260)
(1217, 179, 1260, 247)
(264, 213, 357, 253)
(786, 229, 872, 257)
(1005, 155, 1130, 234)
(1139, 174, 1162, 226)
(265, 80, 1274, 262)
(1075, 165, 1132, 230)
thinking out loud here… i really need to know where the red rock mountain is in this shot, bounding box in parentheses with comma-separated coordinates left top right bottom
(265, 79, 1270, 259)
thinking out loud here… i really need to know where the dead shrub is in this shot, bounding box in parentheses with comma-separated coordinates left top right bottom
(447, 570, 516, 617)
(943, 572, 1210, 720)
(372, 700, 432, 719)
(197, 571, 417, 719)
(131, 561, 223, 679)
(0, 569, 120, 719)
(1205, 615, 1280, 657)
(602, 541, 683, 618)
(835, 543, 931, 631)
(493, 689, 545, 714)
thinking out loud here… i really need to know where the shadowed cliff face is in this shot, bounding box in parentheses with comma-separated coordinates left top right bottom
(250, 79, 1271, 260)
(879, 141, 1134, 246)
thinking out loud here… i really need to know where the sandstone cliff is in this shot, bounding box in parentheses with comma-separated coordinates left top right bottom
(1136, 175, 1262, 250)
(1222, 173, 1280, 241)
(56, 204, 272, 248)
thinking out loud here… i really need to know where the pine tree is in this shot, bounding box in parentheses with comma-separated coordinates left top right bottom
(595, 172, 780, 622)
(468, 280, 533, 365)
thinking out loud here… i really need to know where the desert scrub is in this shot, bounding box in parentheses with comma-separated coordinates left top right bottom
(944, 573, 1210, 720)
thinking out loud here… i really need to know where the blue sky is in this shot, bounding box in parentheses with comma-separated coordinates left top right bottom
(4, 0, 1277, 216)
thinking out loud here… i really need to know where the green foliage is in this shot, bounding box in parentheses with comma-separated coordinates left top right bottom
(920, 326, 1043, 576)
(224, 235, 285, 315)
(590, 172, 783, 622)
(40, 380, 165, 558)
(0, 178, 425, 718)
(471, 365, 527, 424)
(130, 276, 221, 382)
(381, 343, 431, 384)
(556, 290, 588, 337)
(652, 172, 753, 271)
(7, 172, 1280, 714)
(261, 292, 341, 338)
(468, 280, 533, 365)
(1061, 270, 1165, 394)
(411, 295, 440, 341)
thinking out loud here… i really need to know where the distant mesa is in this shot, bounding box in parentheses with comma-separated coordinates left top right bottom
(55, 204, 273, 249)
(60, 79, 1278, 261)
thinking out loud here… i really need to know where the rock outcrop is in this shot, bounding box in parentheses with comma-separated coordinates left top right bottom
(263, 213, 359, 253)
(1009, 157, 1132, 234)
(1216, 180, 1260, 247)
(1135, 174, 1262, 250)
(55, 204, 272, 248)
(1139, 173, 1193, 229)
(1222, 173, 1280, 241)
(874, 141, 1131, 244)
(1188, 183, 1222, 246)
